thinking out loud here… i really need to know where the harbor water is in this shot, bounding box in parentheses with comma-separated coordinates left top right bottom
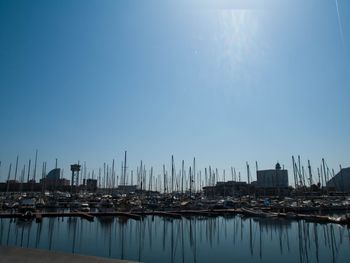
(0, 216, 349, 263)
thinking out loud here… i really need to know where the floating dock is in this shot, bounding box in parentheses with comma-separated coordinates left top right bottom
(0, 208, 349, 225)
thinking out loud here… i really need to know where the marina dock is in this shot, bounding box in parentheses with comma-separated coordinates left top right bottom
(1, 208, 349, 225)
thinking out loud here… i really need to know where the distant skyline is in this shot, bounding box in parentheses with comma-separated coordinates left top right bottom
(0, 0, 349, 184)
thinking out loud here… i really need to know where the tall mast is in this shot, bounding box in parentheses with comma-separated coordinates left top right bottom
(98, 168, 101, 189)
(21, 165, 25, 193)
(246, 162, 250, 184)
(292, 156, 297, 188)
(149, 167, 153, 191)
(339, 165, 344, 192)
(322, 158, 327, 189)
(223, 169, 226, 197)
(43, 162, 47, 192)
(143, 165, 146, 193)
(181, 160, 184, 195)
(111, 159, 115, 189)
(14, 155, 19, 182)
(193, 158, 196, 193)
(120, 161, 123, 185)
(106, 164, 109, 189)
(27, 159, 31, 183)
(171, 155, 174, 193)
(209, 166, 212, 186)
(83, 161, 87, 189)
(41, 162, 45, 193)
(140, 160, 143, 193)
(163, 164, 166, 193)
(123, 151, 127, 185)
(189, 166, 192, 197)
(33, 149, 38, 182)
(308, 160, 313, 185)
(298, 155, 303, 186)
(103, 162, 106, 189)
(6, 163, 12, 193)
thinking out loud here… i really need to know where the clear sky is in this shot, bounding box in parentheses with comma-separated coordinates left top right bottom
(0, 0, 349, 184)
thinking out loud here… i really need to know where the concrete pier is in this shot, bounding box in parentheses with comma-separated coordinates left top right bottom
(0, 246, 138, 263)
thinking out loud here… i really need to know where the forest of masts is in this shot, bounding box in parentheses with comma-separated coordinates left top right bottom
(0, 150, 345, 194)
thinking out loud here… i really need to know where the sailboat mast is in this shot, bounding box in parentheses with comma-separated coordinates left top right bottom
(123, 151, 127, 185)
(140, 160, 143, 194)
(14, 155, 19, 182)
(6, 163, 12, 193)
(246, 162, 250, 184)
(308, 160, 313, 185)
(189, 166, 192, 197)
(163, 164, 166, 193)
(193, 157, 195, 193)
(111, 159, 115, 189)
(322, 158, 327, 189)
(27, 159, 31, 183)
(33, 149, 38, 182)
(171, 155, 174, 194)
(181, 160, 184, 195)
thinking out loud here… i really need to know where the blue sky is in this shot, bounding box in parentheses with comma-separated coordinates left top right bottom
(0, 0, 349, 184)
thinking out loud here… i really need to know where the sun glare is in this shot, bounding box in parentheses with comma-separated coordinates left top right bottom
(215, 10, 262, 71)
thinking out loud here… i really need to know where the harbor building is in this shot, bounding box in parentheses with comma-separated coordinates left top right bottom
(47, 168, 60, 181)
(203, 181, 250, 197)
(256, 163, 288, 188)
(84, 179, 98, 192)
(40, 168, 70, 190)
(326, 167, 350, 193)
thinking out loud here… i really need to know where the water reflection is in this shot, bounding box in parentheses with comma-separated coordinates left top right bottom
(0, 216, 349, 263)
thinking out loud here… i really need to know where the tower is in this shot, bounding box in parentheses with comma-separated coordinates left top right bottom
(70, 164, 81, 192)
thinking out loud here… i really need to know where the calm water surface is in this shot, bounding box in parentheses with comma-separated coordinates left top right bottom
(0, 215, 349, 263)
